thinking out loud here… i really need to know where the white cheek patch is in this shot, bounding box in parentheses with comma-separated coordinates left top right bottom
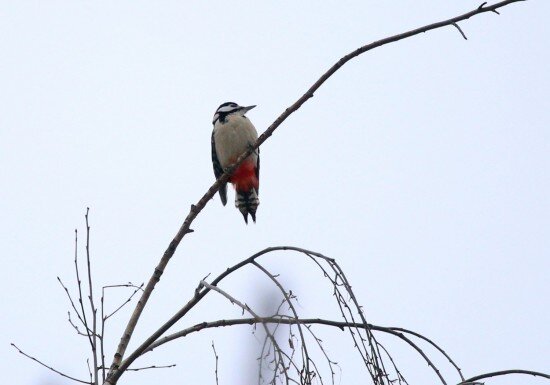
(212, 113, 220, 124)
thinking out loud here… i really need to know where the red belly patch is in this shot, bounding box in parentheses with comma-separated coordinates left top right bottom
(230, 160, 259, 193)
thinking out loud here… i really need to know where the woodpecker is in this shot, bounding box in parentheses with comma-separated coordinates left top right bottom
(211, 102, 260, 223)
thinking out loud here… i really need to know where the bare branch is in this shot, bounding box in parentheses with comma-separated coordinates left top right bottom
(126, 364, 176, 372)
(372, 327, 446, 384)
(376, 343, 407, 385)
(459, 370, 550, 384)
(11, 343, 92, 385)
(87, 359, 93, 384)
(286, 247, 387, 383)
(109, 246, 438, 383)
(142, 316, 456, 385)
(200, 280, 291, 384)
(57, 277, 85, 328)
(101, 291, 106, 384)
(104, 283, 144, 321)
(103, 283, 144, 291)
(85, 208, 99, 385)
(67, 311, 90, 337)
(389, 327, 464, 381)
(452, 23, 468, 40)
(100, 283, 143, 382)
(105, 2, 527, 382)
(112, 247, 332, 380)
(74, 229, 95, 353)
(252, 261, 317, 384)
(58, 276, 94, 337)
(211, 341, 219, 385)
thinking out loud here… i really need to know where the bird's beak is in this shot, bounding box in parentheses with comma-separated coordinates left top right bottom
(242, 105, 256, 113)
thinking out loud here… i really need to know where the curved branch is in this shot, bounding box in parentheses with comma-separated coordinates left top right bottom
(141, 316, 455, 385)
(459, 369, 550, 384)
(110, 247, 301, 383)
(388, 327, 464, 381)
(108, 243, 479, 383)
(105, 1, 527, 383)
(144, 318, 550, 385)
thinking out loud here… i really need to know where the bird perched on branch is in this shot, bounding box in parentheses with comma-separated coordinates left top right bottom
(211, 102, 260, 223)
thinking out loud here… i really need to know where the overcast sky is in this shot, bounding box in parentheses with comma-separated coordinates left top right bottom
(1, 1, 549, 385)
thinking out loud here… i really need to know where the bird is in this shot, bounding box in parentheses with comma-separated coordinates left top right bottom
(211, 102, 260, 223)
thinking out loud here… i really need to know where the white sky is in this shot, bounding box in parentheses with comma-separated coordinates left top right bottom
(1, 1, 549, 385)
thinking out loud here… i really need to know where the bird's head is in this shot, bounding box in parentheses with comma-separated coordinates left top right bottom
(212, 102, 256, 124)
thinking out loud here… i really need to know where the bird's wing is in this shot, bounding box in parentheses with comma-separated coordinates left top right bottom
(211, 131, 227, 205)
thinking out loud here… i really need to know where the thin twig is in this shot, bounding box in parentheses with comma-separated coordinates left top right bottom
(389, 326, 464, 381)
(87, 359, 93, 384)
(85, 208, 99, 385)
(293, 248, 386, 383)
(211, 341, 219, 385)
(103, 283, 144, 291)
(100, 283, 142, 381)
(452, 23, 468, 40)
(104, 283, 144, 321)
(67, 311, 90, 337)
(105, 2, 527, 382)
(252, 261, 316, 384)
(74, 229, 95, 354)
(11, 343, 92, 384)
(57, 277, 90, 334)
(376, 342, 407, 385)
(126, 364, 176, 372)
(101, 288, 106, 383)
(200, 281, 290, 384)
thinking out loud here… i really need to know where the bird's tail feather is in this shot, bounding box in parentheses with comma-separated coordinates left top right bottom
(219, 183, 228, 206)
(235, 188, 259, 224)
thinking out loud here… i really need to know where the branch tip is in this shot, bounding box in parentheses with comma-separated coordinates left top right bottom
(452, 23, 468, 40)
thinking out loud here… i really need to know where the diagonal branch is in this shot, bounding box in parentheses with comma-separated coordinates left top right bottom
(389, 326, 464, 381)
(105, 1, 526, 383)
(57, 277, 93, 336)
(11, 343, 92, 385)
(104, 284, 144, 321)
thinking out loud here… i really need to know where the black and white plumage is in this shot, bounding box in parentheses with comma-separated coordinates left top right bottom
(211, 102, 260, 223)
